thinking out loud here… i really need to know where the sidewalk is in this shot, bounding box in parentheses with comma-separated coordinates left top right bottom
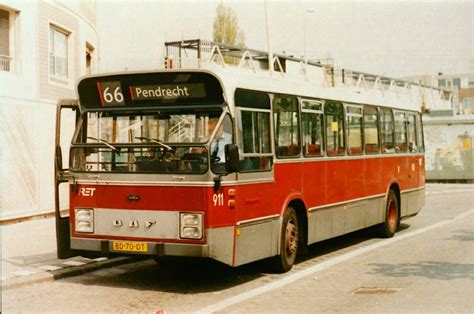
(0, 217, 132, 290)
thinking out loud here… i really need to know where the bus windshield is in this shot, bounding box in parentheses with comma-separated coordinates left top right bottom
(70, 110, 225, 174)
(76, 111, 219, 144)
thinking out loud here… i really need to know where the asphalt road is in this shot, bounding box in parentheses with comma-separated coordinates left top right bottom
(2, 184, 473, 313)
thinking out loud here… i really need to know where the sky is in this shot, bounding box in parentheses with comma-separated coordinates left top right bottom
(97, 0, 474, 78)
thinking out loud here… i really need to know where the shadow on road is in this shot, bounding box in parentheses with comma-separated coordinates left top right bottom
(59, 223, 415, 293)
(444, 229, 474, 242)
(368, 261, 474, 280)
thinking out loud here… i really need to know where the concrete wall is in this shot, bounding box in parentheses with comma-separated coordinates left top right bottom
(424, 115, 474, 182)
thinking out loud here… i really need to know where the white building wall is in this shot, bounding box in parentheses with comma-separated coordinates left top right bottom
(0, 0, 98, 220)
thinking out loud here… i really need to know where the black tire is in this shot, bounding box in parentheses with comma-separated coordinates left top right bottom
(377, 190, 399, 238)
(271, 207, 299, 273)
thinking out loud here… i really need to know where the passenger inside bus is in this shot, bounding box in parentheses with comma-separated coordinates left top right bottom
(193, 116, 233, 172)
(207, 118, 232, 161)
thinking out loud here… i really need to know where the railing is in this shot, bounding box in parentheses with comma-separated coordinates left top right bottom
(164, 39, 452, 111)
(0, 55, 12, 72)
(169, 116, 190, 142)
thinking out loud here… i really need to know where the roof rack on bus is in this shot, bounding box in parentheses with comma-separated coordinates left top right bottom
(165, 39, 324, 75)
(164, 39, 452, 111)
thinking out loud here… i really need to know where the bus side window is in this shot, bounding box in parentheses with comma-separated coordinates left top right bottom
(235, 89, 273, 171)
(273, 95, 300, 158)
(363, 106, 380, 154)
(415, 113, 425, 153)
(325, 101, 345, 156)
(394, 111, 407, 153)
(380, 108, 395, 153)
(346, 105, 363, 155)
(301, 99, 324, 157)
(238, 110, 272, 171)
(407, 113, 417, 152)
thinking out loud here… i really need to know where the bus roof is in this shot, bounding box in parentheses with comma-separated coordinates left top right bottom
(164, 39, 453, 113)
(75, 39, 453, 114)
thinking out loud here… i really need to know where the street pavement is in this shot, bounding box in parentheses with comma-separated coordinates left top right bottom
(0, 216, 132, 290)
(1, 183, 472, 291)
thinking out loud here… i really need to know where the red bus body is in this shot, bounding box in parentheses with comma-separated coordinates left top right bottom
(54, 41, 446, 271)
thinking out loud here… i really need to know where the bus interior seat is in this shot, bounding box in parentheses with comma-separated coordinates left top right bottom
(348, 147, 363, 155)
(365, 143, 379, 154)
(327, 148, 345, 156)
(288, 144, 300, 156)
(276, 146, 289, 157)
(306, 144, 321, 155)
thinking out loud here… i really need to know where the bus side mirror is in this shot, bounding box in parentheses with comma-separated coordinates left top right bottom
(225, 144, 240, 173)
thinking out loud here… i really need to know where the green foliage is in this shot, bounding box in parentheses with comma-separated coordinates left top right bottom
(213, 2, 245, 47)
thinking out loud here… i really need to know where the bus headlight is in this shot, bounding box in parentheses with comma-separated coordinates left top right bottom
(75, 208, 94, 233)
(180, 213, 202, 239)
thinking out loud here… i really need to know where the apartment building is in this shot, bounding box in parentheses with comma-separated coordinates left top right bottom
(0, 0, 99, 219)
(405, 73, 474, 114)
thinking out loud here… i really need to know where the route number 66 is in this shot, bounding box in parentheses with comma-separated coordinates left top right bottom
(213, 193, 224, 206)
(103, 86, 124, 103)
(98, 81, 125, 106)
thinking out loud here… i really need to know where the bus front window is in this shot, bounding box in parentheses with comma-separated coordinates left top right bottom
(70, 111, 224, 174)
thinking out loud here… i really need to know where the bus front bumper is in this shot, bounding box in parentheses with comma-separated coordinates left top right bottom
(71, 237, 209, 258)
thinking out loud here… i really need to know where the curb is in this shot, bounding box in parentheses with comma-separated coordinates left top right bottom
(0, 211, 55, 225)
(1, 257, 133, 291)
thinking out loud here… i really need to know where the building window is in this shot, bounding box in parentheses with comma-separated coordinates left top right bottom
(86, 43, 94, 75)
(49, 25, 69, 78)
(453, 78, 461, 89)
(0, 8, 12, 72)
(463, 97, 474, 112)
(468, 78, 474, 87)
(438, 79, 446, 87)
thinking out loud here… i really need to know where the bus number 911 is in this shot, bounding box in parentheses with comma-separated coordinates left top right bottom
(213, 193, 224, 206)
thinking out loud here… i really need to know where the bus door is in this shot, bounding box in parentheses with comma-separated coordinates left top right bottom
(54, 99, 80, 258)
(233, 90, 276, 266)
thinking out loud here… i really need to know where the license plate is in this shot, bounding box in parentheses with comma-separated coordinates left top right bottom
(112, 241, 148, 252)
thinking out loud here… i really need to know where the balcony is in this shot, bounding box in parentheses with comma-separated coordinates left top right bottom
(1, 55, 12, 72)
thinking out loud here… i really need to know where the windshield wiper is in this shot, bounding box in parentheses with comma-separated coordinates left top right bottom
(86, 136, 121, 155)
(135, 137, 173, 151)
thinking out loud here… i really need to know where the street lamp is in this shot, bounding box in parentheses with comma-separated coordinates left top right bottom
(264, 0, 274, 76)
(303, 8, 315, 71)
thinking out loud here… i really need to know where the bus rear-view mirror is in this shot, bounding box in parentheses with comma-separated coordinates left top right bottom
(225, 144, 240, 173)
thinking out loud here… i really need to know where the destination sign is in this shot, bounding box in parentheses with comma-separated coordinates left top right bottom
(129, 83, 206, 100)
(77, 72, 224, 110)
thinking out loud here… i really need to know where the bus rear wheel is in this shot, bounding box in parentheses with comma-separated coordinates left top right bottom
(378, 190, 399, 238)
(272, 207, 299, 273)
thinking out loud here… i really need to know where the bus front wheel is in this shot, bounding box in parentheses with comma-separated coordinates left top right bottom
(272, 207, 299, 273)
(378, 190, 399, 238)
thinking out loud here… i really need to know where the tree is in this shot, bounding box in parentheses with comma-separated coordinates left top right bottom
(213, 2, 245, 47)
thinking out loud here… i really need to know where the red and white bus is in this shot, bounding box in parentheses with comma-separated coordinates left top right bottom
(54, 39, 449, 272)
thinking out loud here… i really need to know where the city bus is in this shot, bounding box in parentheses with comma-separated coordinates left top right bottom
(54, 39, 449, 272)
